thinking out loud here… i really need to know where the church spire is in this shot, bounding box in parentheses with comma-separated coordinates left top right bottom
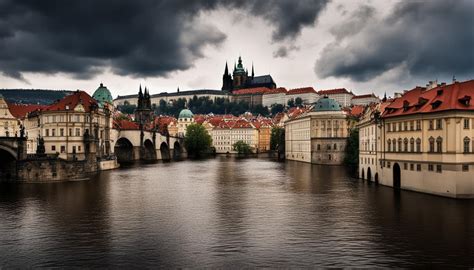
(251, 63, 255, 78)
(224, 62, 229, 75)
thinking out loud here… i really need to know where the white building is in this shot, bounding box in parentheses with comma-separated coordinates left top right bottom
(286, 87, 320, 105)
(114, 89, 228, 107)
(0, 94, 20, 137)
(351, 93, 380, 106)
(262, 88, 287, 107)
(209, 118, 258, 154)
(317, 88, 355, 108)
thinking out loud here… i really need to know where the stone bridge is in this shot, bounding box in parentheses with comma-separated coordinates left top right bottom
(111, 129, 185, 163)
(0, 137, 27, 180)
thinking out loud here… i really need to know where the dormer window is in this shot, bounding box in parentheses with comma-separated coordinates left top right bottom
(416, 97, 428, 109)
(431, 100, 442, 109)
(458, 95, 471, 106)
(403, 100, 410, 111)
(437, 89, 443, 96)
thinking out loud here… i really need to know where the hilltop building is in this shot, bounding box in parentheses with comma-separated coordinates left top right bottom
(0, 94, 20, 137)
(317, 88, 355, 107)
(222, 56, 276, 92)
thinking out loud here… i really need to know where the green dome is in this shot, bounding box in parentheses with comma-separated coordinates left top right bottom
(92, 83, 113, 107)
(178, 109, 193, 119)
(313, 96, 341, 112)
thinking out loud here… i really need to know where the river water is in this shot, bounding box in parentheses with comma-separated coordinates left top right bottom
(0, 157, 473, 268)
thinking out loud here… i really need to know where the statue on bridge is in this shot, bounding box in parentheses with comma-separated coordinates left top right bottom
(36, 136, 46, 157)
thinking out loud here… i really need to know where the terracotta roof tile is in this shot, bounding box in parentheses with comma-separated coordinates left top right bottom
(317, 88, 353, 95)
(45, 91, 98, 112)
(382, 80, 474, 118)
(7, 103, 47, 119)
(287, 87, 317, 95)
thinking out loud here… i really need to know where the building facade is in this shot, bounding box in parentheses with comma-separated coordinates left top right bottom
(317, 88, 355, 107)
(0, 94, 20, 137)
(351, 93, 380, 106)
(360, 80, 474, 198)
(24, 91, 113, 161)
(285, 97, 350, 164)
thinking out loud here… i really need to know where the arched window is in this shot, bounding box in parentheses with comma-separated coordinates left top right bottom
(410, 138, 415, 152)
(404, 138, 408, 152)
(429, 137, 435, 152)
(398, 138, 402, 152)
(334, 143, 337, 150)
(416, 138, 421, 152)
(436, 137, 443, 153)
(392, 139, 397, 152)
(387, 140, 392, 152)
(464, 137, 471, 153)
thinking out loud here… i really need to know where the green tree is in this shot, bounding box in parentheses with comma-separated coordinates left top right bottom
(270, 127, 285, 151)
(233, 140, 252, 156)
(270, 103, 285, 115)
(117, 104, 136, 114)
(184, 124, 212, 158)
(287, 98, 295, 107)
(344, 128, 359, 167)
(295, 97, 303, 106)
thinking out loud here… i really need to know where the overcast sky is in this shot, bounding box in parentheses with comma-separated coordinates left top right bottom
(0, 0, 473, 98)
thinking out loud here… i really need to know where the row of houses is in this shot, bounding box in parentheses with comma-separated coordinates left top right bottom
(285, 79, 474, 198)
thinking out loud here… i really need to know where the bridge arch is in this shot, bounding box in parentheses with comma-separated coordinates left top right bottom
(374, 173, 379, 184)
(115, 137, 134, 163)
(361, 168, 365, 180)
(143, 139, 157, 160)
(0, 147, 17, 181)
(367, 167, 372, 182)
(160, 142, 170, 161)
(173, 141, 182, 160)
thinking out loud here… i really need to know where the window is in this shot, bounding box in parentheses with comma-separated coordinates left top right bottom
(387, 140, 391, 152)
(436, 137, 442, 153)
(429, 120, 434, 130)
(75, 128, 80, 136)
(404, 163, 408, 170)
(416, 120, 421, 130)
(387, 124, 391, 132)
(410, 138, 415, 152)
(333, 143, 337, 150)
(404, 122, 408, 131)
(464, 119, 470, 129)
(429, 137, 435, 152)
(398, 122, 402, 131)
(404, 138, 408, 152)
(464, 137, 471, 153)
(398, 138, 402, 152)
(60, 128, 64, 136)
(317, 144, 321, 150)
(410, 164, 414, 171)
(52, 129, 56, 137)
(436, 119, 442, 130)
(410, 121, 414, 131)
(45, 129, 49, 137)
(60, 146, 66, 153)
(428, 164, 434, 171)
(51, 145, 56, 151)
(436, 164, 442, 173)
(78, 146, 82, 152)
(462, 164, 469, 172)
(416, 164, 421, 171)
(392, 139, 397, 152)
(416, 138, 421, 152)
(387, 162, 391, 168)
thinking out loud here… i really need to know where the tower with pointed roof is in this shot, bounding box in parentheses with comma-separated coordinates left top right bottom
(222, 62, 233, 92)
(221, 56, 276, 93)
(135, 85, 154, 125)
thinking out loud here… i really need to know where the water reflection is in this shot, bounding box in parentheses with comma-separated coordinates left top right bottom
(0, 157, 472, 267)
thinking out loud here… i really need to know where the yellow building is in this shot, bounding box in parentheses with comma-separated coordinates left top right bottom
(0, 94, 19, 137)
(373, 80, 474, 198)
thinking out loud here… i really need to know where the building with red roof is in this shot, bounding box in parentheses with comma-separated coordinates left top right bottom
(0, 94, 20, 137)
(317, 88, 354, 107)
(23, 90, 113, 160)
(351, 93, 380, 106)
(359, 80, 474, 198)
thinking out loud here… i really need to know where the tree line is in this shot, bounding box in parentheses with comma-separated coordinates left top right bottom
(117, 96, 305, 117)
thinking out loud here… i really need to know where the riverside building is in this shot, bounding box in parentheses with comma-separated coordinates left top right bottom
(285, 96, 350, 164)
(360, 80, 474, 198)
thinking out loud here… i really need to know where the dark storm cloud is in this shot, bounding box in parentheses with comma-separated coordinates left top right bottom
(316, 0, 474, 81)
(273, 45, 300, 58)
(0, 0, 329, 80)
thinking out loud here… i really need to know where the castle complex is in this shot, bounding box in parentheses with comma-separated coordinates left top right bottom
(222, 56, 276, 92)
